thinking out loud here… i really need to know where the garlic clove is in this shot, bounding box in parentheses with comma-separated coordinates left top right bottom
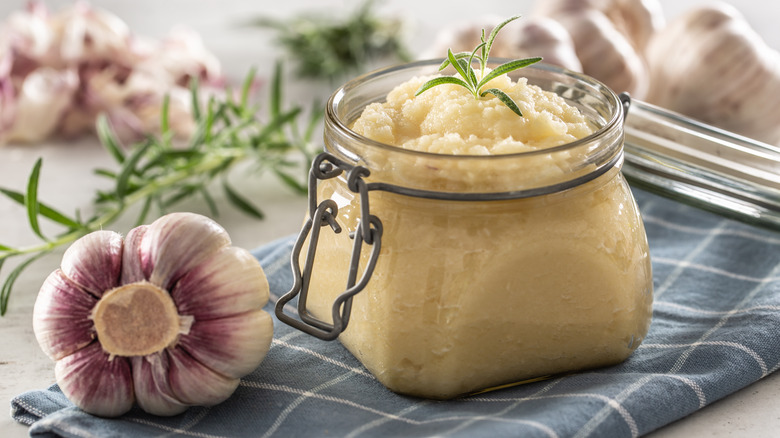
(152, 26, 224, 88)
(178, 309, 273, 379)
(33, 269, 97, 361)
(60, 230, 123, 298)
(120, 224, 151, 284)
(172, 246, 269, 320)
(51, 1, 135, 65)
(142, 212, 231, 290)
(2, 1, 56, 67)
(555, 10, 648, 97)
(508, 17, 582, 72)
(166, 347, 240, 407)
(131, 353, 189, 416)
(8, 66, 78, 143)
(0, 52, 17, 144)
(608, 0, 665, 54)
(54, 342, 134, 417)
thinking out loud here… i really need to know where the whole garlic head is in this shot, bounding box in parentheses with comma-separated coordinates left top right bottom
(533, 0, 665, 53)
(33, 212, 273, 417)
(645, 2, 780, 145)
(533, 0, 665, 98)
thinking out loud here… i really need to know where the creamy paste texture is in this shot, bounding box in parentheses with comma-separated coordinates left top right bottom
(352, 71, 594, 155)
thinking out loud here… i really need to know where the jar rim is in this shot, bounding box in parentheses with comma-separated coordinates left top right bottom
(326, 59, 624, 161)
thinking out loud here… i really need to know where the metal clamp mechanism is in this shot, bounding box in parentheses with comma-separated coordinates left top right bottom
(275, 152, 383, 341)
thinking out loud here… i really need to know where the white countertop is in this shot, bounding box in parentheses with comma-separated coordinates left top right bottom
(1, 1, 778, 436)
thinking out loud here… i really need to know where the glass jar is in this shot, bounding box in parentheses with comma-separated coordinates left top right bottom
(276, 60, 653, 399)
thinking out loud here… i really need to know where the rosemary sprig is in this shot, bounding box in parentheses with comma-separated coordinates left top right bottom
(253, 0, 410, 81)
(415, 15, 542, 117)
(0, 62, 320, 315)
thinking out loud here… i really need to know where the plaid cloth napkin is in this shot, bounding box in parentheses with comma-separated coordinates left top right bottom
(11, 188, 780, 437)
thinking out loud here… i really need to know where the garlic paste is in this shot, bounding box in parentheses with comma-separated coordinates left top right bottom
(306, 62, 653, 399)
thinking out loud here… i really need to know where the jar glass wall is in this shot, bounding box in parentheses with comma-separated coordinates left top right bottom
(290, 61, 653, 399)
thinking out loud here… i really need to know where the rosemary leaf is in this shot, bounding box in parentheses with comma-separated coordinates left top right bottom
(93, 168, 117, 179)
(222, 179, 264, 219)
(270, 62, 282, 118)
(253, 108, 303, 146)
(0, 188, 82, 229)
(162, 185, 200, 208)
(415, 15, 541, 116)
(241, 66, 258, 111)
(274, 169, 308, 194)
(437, 51, 472, 71)
(116, 140, 153, 199)
(478, 57, 543, 89)
(415, 76, 471, 96)
(135, 196, 153, 227)
(160, 94, 171, 135)
(447, 50, 473, 91)
(484, 15, 522, 59)
(190, 77, 202, 121)
(96, 115, 126, 164)
(25, 158, 44, 240)
(0, 252, 48, 315)
(199, 187, 219, 217)
(481, 88, 524, 117)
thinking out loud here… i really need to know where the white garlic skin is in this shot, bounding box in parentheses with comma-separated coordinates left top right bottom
(554, 10, 648, 98)
(645, 2, 780, 145)
(532, 0, 659, 98)
(532, 0, 665, 54)
(33, 212, 273, 417)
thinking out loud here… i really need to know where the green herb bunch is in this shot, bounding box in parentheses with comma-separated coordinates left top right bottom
(415, 15, 541, 117)
(254, 0, 410, 81)
(0, 62, 321, 315)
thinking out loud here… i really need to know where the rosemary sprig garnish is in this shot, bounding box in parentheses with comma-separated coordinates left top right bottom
(253, 0, 410, 81)
(415, 15, 541, 117)
(0, 62, 321, 315)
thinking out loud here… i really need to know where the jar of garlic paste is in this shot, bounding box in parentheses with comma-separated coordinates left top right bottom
(276, 60, 653, 399)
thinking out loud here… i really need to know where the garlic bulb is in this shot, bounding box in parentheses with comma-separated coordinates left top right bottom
(33, 212, 273, 417)
(645, 2, 780, 145)
(0, 1, 225, 145)
(533, 0, 665, 54)
(532, 0, 664, 98)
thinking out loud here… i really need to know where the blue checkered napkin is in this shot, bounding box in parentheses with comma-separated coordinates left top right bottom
(11, 188, 780, 437)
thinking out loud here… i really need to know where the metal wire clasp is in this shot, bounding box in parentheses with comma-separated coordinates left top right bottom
(275, 152, 383, 341)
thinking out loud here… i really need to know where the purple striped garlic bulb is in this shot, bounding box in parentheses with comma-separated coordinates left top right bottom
(32, 212, 273, 417)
